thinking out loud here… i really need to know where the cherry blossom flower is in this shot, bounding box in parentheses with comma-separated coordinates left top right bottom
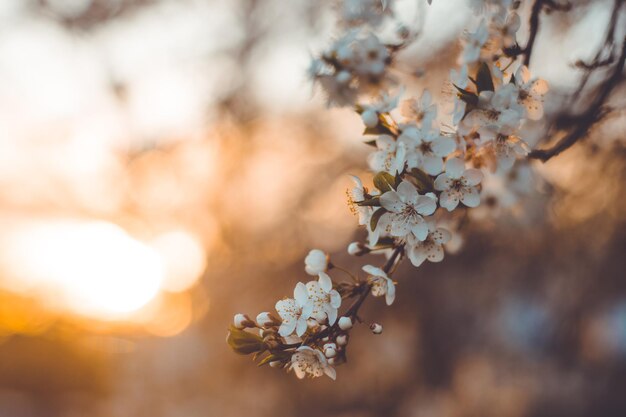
(305, 249, 329, 276)
(275, 282, 313, 337)
(379, 180, 437, 240)
(434, 158, 483, 211)
(514, 65, 549, 121)
(398, 125, 456, 175)
(462, 20, 489, 64)
(478, 125, 530, 170)
(360, 91, 401, 127)
(363, 265, 395, 305)
(462, 83, 524, 134)
(368, 134, 406, 174)
(291, 346, 337, 380)
(306, 272, 342, 325)
(402, 90, 437, 127)
(406, 221, 452, 267)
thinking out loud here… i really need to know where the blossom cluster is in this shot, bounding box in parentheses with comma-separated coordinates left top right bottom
(229, 0, 549, 380)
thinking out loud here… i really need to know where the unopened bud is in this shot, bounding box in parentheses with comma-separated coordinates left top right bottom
(328, 357, 336, 365)
(323, 343, 337, 358)
(234, 313, 254, 329)
(338, 316, 353, 330)
(307, 318, 320, 329)
(347, 242, 362, 255)
(269, 360, 283, 368)
(256, 312, 275, 327)
(336, 334, 349, 346)
(361, 109, 379, 128)
(370, 323, 383, 334)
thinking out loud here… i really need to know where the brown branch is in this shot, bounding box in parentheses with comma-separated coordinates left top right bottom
(523, 0, 546, 67)
(529, 36, 626, 162)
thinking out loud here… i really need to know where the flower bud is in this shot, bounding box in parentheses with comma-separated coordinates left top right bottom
(307, 318, 320, 329)
(370, 323, 383, 334)
(323, 343, 337, 358)
(328, 357, 336, 366)
(256, 312, 274, 327)
(233, 313, 253, 329)
(347, 242, 361, 255)
(305, 249, 328, 276)
(338, 316, 353, 330)
(269, 360, 283, 368)
(361, 109, 379, 128)
(336, 334, 349, 346)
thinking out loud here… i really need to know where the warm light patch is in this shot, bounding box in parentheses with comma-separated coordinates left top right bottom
(151, 230, 206, 293)
(0, 219, 165, 320)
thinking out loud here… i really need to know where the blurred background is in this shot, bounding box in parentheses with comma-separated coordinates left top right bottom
(0, 0, 624, 416)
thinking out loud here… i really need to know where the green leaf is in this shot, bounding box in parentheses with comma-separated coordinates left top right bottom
(408, 168, 435, 193)
(227, 326, 266, 355)
(356, 197, 381, 207)
(475, 62, 495, 93)
(370, 208, 388, 231)
(453, 84, 478, 106)
(363, 124, 393, 136)
(257, 352, 291, 367)
(373, 172, 396, 193)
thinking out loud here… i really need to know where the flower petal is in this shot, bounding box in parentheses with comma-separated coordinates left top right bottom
(397, 180, 418, 204)
(380, 191, 404, 213)
(440, 190, 460, 211)
(434, 173, 451, 191)
(461, 187, 480, 207)
(463, 169, 483, 186)
(445, 158, 465, 179)
(362, 264, 386, 278)
(431, 136, 456, 158)
(318, 272, 332, 293)
(408, 245, 428, 267)
(422, 154, 444, 175)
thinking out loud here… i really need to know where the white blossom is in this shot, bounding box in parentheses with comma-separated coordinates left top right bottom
(434, 158, 483, 211)
(406, 221, 452, 267)
(462, 83, 524, 134)
(402, 90, 437, 127)
(462, 20, 489, 64)
(305, 249, 329, 275)
(367, 134, 406, 174)
(363, 265, 395, 305)
(379, 180, 437, 240)
(398, 124, 456, 175)
(291, 346, 336, 380)
(360, 90, 401, 127)
(514, 65, 549, 121)
(478, 125, 530, 170)
(275, 282, 313, 337)
(306, 272, 342, 325)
